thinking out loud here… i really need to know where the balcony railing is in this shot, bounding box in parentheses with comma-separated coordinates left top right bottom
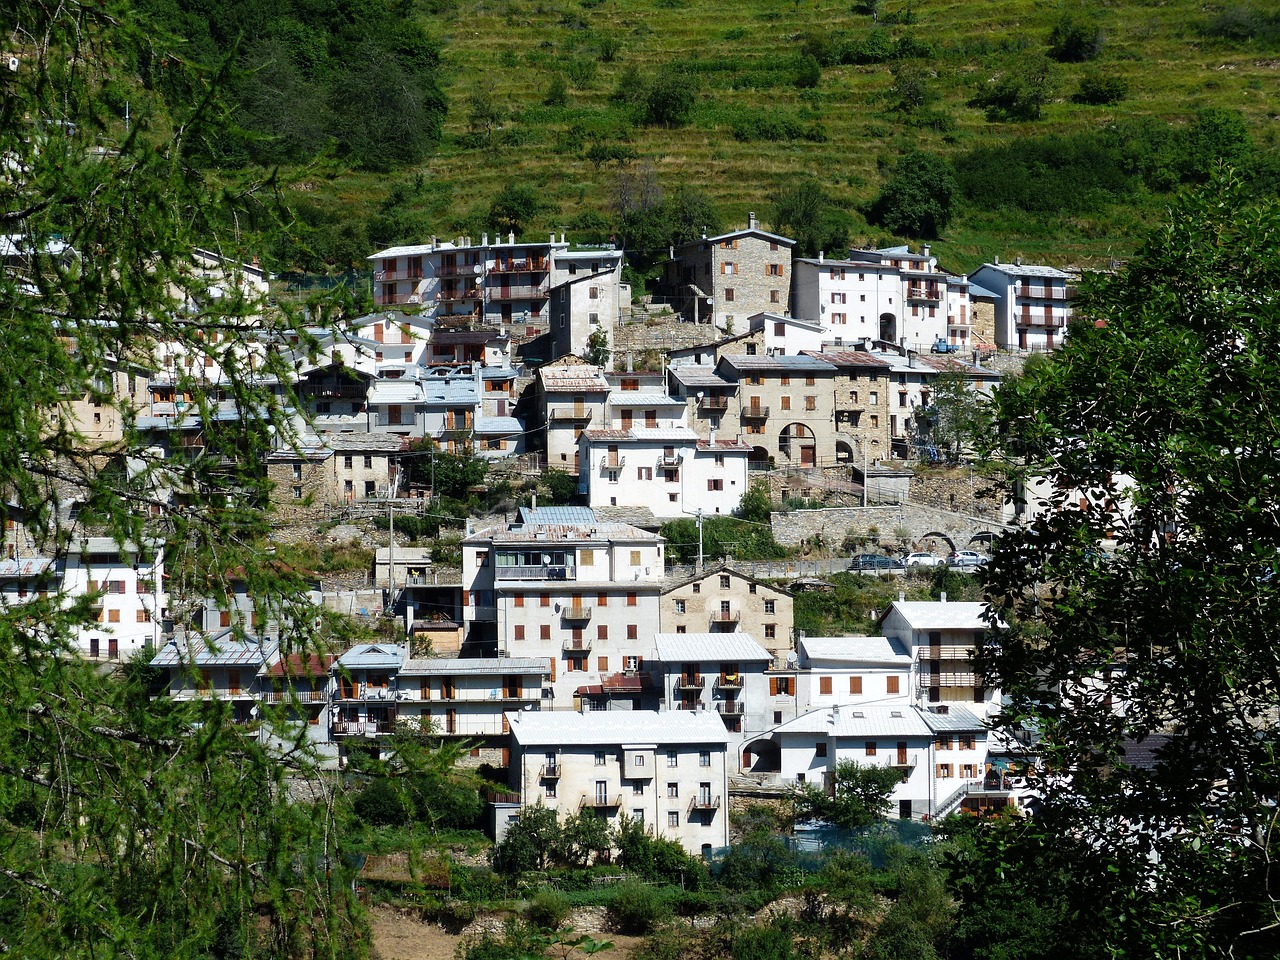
(488, 283, 551, 301)
(657, 453, 683, 468)
(741, 406, 770, 420)
(710, 611, 741, 627)
(676, 701, 704, 711)
(539, 762, 561, 779)
(496, 564, 575, 581)
(715, 673, 743, 690)
(434, 263, 476, 277)
(550, 408, 594, 422)
(906, 287, 942, 302)
(261, 690, 328, 704)
(436, 288, 483, 303)
(889, 752, 920, 769)
(373, 269, 423, 283)
(688, 795, 721, 813)
(562, 636, 593, 653)
(698, 395, 729, 412)
(331, 719, 396, 737)
(601, 455, 625, 470)
(715, 700, 744, 716)
(299, 384, 367, 400)
(562, 604, 593, 622)
(489, 258, 548, 274)
(675, 676, 705, 691)
(373, 291, 421, 307)
(580, 793, 621, 810)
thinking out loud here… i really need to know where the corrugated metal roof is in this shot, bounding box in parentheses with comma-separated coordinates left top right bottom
(399, 657, 549, 676)
(629, 427, 699, 442)
(150, 633, 277, 668)
(669, 367, 733, 388)
(475, 416, 522, 434)
(435, 329, 505, 345)
(975, 263, 1071, 280)
(0, 557, 55, 577)
(799, 636, 910, 665)
(719, 354, 835, 373)
(919, 706, 986, 733)
(508, 709, 732, 747)
(337, 643, 407, 670)
(368, 381, 423, 404)
(608, 393, 686, 407)
(517, 506, 597, 525)
(539, 365, 610, 391)
(653, 632, 771, 663)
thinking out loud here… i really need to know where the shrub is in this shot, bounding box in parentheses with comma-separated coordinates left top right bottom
(353, 779, 410, 826)
(526, 888, 572, 930)
(644, 70, 700, 126)
(969, 55, 1057, 121)
(1048, 12, 1104, 62)
(793, 54, 822, 89)
(867, 150, 959, 239)
(1073, 71, 1127, 105)
(544, 74, 568, 107)
(566, 57, 598, 88)
(608, 881, 671, 934)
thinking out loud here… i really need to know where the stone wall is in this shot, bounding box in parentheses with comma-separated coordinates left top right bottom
(770, 503, 1013, 555)
(908, 466, 1004, 521)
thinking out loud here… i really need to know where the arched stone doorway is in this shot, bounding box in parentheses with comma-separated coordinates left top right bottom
(879, 311, 898, 344)
(779, 422, 816, 467)
(835, 439, 854, 463)
(742, 738, 780, 773)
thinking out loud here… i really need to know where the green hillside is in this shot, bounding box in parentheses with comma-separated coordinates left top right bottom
(229, 0, 1280, 274)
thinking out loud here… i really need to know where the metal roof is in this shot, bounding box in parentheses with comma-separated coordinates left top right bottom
(399, 657, 550, 676)
(668, 367, 734, 388)
(517, 506, 597, 525)
(337, 643, 407, 670)
(919, 706, 986, 733)
(774, 705, 933, 739)
(474, 416, 522, 434)
(539, 365, 610, 391)
(719, 354, 835, 373)
(799, 636, 910, 665)
(653, 632, 772, 663)
(150, 633, 277, 668)
(973, 262, 1071, 280)
(882, 601, 998, 631)
(803, 350, 891, 369)
(435, 328, 505, 345)
(608, 393, 686, 407)
(507, 709, 732, 747)
(0, 557, 56, 578)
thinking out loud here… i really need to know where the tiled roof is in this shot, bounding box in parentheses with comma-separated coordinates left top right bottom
(653, 632, 772, 663)
(267, 653, 337, 678)
(507, 709, 732, 746)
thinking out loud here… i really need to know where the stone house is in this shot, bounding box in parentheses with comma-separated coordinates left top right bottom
(265, 432, 404, 511)
(537, 358, 611, 474)
(714, 352, 839, 468)
(659, 564, 794, 659)
(659, 216, 794, 332)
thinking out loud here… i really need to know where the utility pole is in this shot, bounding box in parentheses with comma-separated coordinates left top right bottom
(695, 508, 704, 575)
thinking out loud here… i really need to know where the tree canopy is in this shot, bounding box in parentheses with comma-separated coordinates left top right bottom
(1, 2, 365, 954)
(967, 172, 1280, 957)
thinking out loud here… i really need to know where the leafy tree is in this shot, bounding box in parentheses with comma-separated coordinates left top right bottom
(354, 778, 412, 826)
(402, 438, 488, 502)
(868, 151, 959, 239)
(488, 184, 548, 239)
(976, 173, 1280, 957)
(912, 371, 993, 463)
(643, 69, 700, 127)
(542, 469, 580, 505)
(558, 809, 614, 867)
(887, 62, 937, 114)
(737, 481, 773, 524)
(970, 56, 1058, 121)
(1048, 12, 1104, 62)
(768, 179, 853, 259)
(585, 326, 611, 366)
(494, 802, 562, 873)
(792, 759, 903, 829)
(544, 74, 569, 107)
(0, 2, 366, 955)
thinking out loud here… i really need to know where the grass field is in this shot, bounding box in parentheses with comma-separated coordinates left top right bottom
(287, 0, 1279, 274)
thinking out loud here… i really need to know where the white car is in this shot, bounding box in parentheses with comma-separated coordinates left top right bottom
(948, 550, 988, 568)
(903, 552, 945, 568)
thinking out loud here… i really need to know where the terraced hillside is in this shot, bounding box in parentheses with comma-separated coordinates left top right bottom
(287, 0, 1279, 273)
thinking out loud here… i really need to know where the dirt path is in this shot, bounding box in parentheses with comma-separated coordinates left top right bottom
(369, 907, 644, 960)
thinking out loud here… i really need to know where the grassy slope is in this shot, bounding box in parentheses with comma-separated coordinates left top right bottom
(296, 0, 1277, 273)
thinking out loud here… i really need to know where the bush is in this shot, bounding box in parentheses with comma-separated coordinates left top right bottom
(867, 150, 959, 239)
(353, 779, 411, 827)
(644, 70, 700, 126)
(544, 74, 568, 107)
(1048, 12, 1104, 62)
(566, 58, 598, 88)
(526, 888, 572, 930)
(793, 54, 822, 89)
(1073, 71, 1128, 105)
(608, 881, 671, 934)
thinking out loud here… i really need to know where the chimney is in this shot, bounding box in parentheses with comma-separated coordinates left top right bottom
(431, 236, 439, 250)
(994, 254, 1000, 265)
(908, 351, 916, 368)
(940, 591, 947, 603)
(561, 233, 566, 244)
(626, 350, 634, 372)
(748, 211, 758, 229)
(922, 244, 931, 258)
(669, 245, 675, 260)
(710, 429, 716, 445)
(482, 232, 489, 247)
(532, 492, 537, 511)
(818, 250, 824, 263)
(898, 591, 906, 603)
(1015, 256, 1022, 267)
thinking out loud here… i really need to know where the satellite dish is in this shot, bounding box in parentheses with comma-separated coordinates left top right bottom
(473, 264, 482, 274)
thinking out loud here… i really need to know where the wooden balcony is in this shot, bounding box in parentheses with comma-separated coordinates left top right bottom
(741, 406, 769, 420)
(715, 673, 743, 690)
(674, 675, 705, 691)
(698, 395, 729, 412)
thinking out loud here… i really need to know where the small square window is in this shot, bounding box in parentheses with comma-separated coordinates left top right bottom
(667, 750, 678, 767)
(667, 782, 679, 798)
(699, 751, 711, 768)
(595, 750, 607, 766)
(668, 811, 680, 827)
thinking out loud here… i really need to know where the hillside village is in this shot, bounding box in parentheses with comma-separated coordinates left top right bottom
(1, 217, 1074, 857)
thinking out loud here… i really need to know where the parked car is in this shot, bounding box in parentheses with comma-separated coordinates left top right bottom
(931, 338, 961, 354)
(903, 552, 944, 568)
(948, 550, 988, 568)
(851, 553, 905, 572)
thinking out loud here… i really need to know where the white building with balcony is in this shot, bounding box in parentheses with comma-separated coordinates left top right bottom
(653, 632, 773, 748)
(331, 643, 408, 761)
(461, 507, 664, 706)
(877, 600, 1002, 720)
(507, 709, 732, 854)
(796, 635, 913, 713)
(538, 360, 611, 474)
(774, 702, 996, 821)
(577, 427, 751, 518)
(395, 657, 551, 741)
(968, 261, 1073, 352)
(150, 632, 277, 726)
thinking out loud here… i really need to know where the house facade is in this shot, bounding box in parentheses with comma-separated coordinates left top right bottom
(968, 261, 1074, 352)
(659, 565, 794, 659)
